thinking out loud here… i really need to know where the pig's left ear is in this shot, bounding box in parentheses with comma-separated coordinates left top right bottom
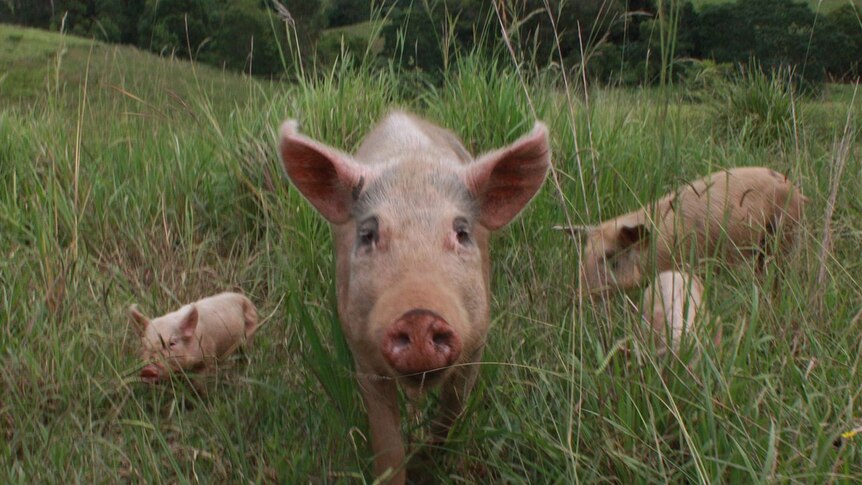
(129, 305, 149, 336)
(179, 306, 199, 340)
(618, 223, 650, 249)
(466, 122, 551, 230)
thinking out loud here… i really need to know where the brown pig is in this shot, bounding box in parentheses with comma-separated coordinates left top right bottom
(556, 167, 805, 294)
(641, 271, 704, 355)
(129, 292, 258, 382)
(278, 111, 550, 483)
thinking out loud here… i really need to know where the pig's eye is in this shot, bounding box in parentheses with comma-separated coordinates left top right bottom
(453, 217, 471, 245)
(357, 216, 379, 248)
(159, 335, 178, 350)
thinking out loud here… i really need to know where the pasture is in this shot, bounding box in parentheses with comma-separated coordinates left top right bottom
(2, 24, 862, 482)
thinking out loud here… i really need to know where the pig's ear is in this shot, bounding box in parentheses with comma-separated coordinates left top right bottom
(278, 120, 368, 224)
(466, 122, 551, 230)
(179, 306, 199, 340)
(618, 223, 650, 249)
(552, 224, 594, 239)
(129, 305, 149, 336)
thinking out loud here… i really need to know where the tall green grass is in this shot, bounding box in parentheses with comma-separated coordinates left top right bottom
(2, 23, 862, 483)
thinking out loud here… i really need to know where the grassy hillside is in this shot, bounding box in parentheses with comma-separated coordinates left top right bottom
(0, 24, 269, 107)
(2, 24, 862, 483)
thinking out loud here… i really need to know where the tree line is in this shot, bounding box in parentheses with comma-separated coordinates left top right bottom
(1, 0, 859, 84)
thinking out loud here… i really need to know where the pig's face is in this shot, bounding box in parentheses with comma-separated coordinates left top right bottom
(340, 161, 490, 386)
(279, 116, 550, 389)
(129, 305, 200, 382)
(579, 222, 648, 294)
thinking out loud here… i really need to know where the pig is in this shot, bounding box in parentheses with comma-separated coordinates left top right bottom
(556, 167, 805, 295)
(640, 271, 704, 355)
(129, 292, 258, 383)
(278, 111, 550, 483)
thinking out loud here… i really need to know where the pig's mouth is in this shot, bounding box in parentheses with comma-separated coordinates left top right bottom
(139, 363, 163, 383)
(400, 368, 447, 388)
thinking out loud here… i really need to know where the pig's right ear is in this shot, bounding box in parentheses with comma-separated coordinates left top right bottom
(128, 305, 149, 336)
(278, 120, 369, 224)
(618, 223, 650, 249)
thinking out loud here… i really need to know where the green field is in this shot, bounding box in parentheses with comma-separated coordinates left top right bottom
(2, 24, 862, 483)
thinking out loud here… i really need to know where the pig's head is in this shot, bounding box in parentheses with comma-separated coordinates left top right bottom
(279, 117, 550, 388)
(577, 220, 650, 295)
(129, 304, 201, 382)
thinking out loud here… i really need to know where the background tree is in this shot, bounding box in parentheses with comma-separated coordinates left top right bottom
(0, 0, 54, 26)
(381, 0, 494, 76)
(277, 0, 328, 57)
(208, 0, 284, 76)
(327, 0, 370, 28)
(137, 0, 215, 59)
(0, 0, 858, 86)
(816, 4, 862, 80)
(695, 0, 824, 82)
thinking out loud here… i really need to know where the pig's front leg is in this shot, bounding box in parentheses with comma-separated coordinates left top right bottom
(357, 374, 405, 484)
(431, 349, 483, 441)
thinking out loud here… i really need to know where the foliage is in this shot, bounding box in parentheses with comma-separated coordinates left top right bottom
(816, 4, 862, 81)
(677, 58, 734, 101)
(327, 0, 372, 27)
(607, 1, 700, 85)
(1, 0, 860, 86)
(381, 0, 496, 77)
(709, 64, 797, 146)
(206, 0, 284, 75)
(137, 0, 215, 59)
(0, 0, 326, 77)
(691, 0, 859, 83)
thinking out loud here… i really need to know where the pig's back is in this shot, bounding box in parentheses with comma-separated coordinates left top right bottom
(195, 292, 254, 357)
(656, 167, 801, 261)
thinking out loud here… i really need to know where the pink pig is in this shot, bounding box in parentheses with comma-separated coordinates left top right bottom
(129, 292, 258, 382)
(641, 271, 704, 355)
(279, 111, 550, 483)
(557, 167, 806, 295)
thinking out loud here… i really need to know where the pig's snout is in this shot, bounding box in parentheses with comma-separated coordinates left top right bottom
(140, 364, 163, 383)
(382, 310, 462, 379)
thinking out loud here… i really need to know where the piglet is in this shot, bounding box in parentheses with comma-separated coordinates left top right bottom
(129, 292, 258, 382)
(641, 271, 704, 355)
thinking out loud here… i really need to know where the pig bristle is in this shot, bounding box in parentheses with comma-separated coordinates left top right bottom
(739, 188, 754, 207)
(279, 119, 300, 139)
(531, 121, 549, 139)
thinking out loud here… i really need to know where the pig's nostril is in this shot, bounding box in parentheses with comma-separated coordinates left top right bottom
(393, 333, 410, 350)
(432, 331, 452, 348)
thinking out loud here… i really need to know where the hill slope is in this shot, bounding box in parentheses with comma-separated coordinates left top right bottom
(0, 24, 268, 106)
